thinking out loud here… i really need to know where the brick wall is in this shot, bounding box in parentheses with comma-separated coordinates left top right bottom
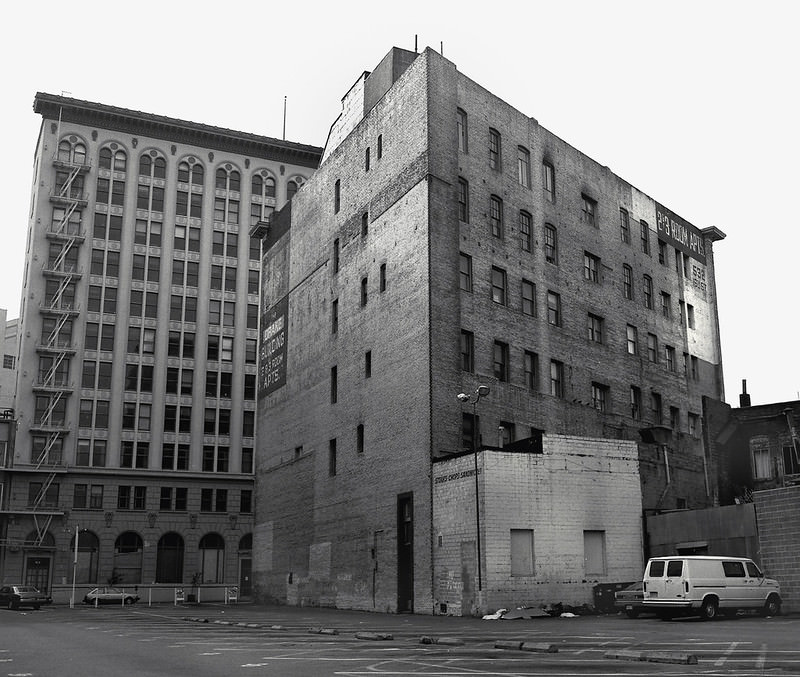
(754, 486, 800, 614)
(432, 435, 643, 615)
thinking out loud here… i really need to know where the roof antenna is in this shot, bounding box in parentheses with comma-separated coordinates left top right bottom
(282, 96, 287, 141)
(440, 41, 444, 56)
(415, 34, 418, 53)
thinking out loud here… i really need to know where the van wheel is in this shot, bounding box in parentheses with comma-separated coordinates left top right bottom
(625, 608, 639, 619)
(700, 598, 718, 620)
(762, 595, 781, 617)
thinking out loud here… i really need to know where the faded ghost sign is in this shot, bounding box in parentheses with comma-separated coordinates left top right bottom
(259, 295, 288, 396)
(655, 203, 706, 264)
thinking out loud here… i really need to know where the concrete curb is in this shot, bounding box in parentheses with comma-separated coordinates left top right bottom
(307, 627, 339, 635)
(604, 649, 698, 665)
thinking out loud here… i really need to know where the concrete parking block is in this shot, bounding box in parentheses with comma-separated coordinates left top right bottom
(604, 649, 698, 665)
(355, 632, 394, 640)
(520, 642, 558, 653)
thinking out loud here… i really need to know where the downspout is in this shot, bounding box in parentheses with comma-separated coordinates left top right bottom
(656, 444, 671, 509)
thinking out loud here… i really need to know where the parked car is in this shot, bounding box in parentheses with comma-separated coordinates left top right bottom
(614, 582, 645, 618)
(0, 584, 52, 610)
(642, 555, 781, 620)
(82, 586, 139, 605)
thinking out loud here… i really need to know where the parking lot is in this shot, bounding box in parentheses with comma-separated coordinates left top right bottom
(1, 603, 799, 676)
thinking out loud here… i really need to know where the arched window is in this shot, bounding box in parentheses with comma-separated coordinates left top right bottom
(155, 532, 184, 583)
(100, 148, 113, 170)
(199, 532, 224, 583)
(58, 138, 87, 165)
(71, 530, 100, 584)
(153, 157, 166, 179)
(250, 171, 276, 226)
(176, 159, 204, 218)
(139, 154, 152, 176)
(287, 180, 298, 200)
(251, 174, 262, 194)
(238, 534, 252, 552)
(113, 531, 143, 584)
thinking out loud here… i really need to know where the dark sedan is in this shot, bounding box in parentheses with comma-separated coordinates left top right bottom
(0, 585, 52, 610)
(614, 582, 646, 618)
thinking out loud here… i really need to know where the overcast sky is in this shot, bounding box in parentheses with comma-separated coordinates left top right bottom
(4, 0, 797, 406)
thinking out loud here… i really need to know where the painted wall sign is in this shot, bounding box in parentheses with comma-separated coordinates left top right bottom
(655, 203, 706, 264)
(259, 294, 288, 396)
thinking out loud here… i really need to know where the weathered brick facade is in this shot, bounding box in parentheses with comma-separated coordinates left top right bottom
(254, 47, 726, 614)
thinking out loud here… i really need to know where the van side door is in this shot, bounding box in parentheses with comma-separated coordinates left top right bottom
(662, 559, 684, 601)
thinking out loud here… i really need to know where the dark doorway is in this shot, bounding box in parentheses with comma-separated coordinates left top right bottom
(397, 492, 413, 613)
(25, 556, 51, 594)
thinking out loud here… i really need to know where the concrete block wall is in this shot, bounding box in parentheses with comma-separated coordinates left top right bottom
(433, 435, 643, 615)
(754, 486, 800, 614)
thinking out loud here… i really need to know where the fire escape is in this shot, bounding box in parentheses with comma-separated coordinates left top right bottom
(25, 146, 89, 545)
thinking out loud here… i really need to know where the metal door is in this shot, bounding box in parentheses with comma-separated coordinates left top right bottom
(24, 556, 51, 594)
(396, 493, 413, 613)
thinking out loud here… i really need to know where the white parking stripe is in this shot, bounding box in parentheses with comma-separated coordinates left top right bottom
(714, 641, 739, 667)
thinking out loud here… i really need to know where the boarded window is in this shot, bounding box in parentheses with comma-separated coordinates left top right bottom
(510, 529, 534, 576)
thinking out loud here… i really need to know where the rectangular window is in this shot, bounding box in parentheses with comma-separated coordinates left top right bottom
(517, 146, 530, 187)
(658, 239, 667, 265)
(493, 341, 509, 382)
(519, 211, 532, 252)
(330, 365, 338, 404)
(752, 442, 772, 479)
(687, 304, 695, 329)
(542, 161, 555, 202)
(583, 252, 600, 283)
(364, 350, 372, 378)
(591, 382, 609, 412)
(332, 238, 339, 273)
(510, 529, 534, 576)
(491, 266, 507, 305)
(582, 194, 596, 227)
(331, 298, 338, 333)
(587, 313, 603, 344)
(665, 345, 676, 372)
(643, 275, 653, 309)
(329, 438, 337, 476)
(626, 324, 638, 355)
(240, 489, 253, 514)
(688, 412, 699, 437)
(623, 264, 633, 300)
(457, 108, 468, 152)
(333, 179, 340, 213)
(640, 220, 651, 255)
(647, 333, 658, 363)
(488, 128, 501, 169)
(524, 351, 538, 390)
(521, 279, 536, 316)
(691, 355, 699, 380)
(490, 195, 503, 238)
(546, 291, 561, 326)
(460, 330, 474, 372)
(457, 177, 469, 222)
(544, 224, 558, 264)
(459, 253, 472, 292)
(650, 392, 663, 424)
(360, 277, 368, 306)
(630, 386, 642, 420)
(670, 406, 680, 430)
(356, 423, 365, 454)
(661, 291, 672, 318)
(619, 208, 630, 244)
(550, 360, 564, 398)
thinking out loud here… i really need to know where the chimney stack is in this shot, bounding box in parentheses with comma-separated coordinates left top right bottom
(739, 379, 751, 408)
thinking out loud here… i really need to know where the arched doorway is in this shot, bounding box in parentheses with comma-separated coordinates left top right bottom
(155, 532, 184, 583)
(113, 531, 143, 584)
(198, 533, 224, 583)
(71, 530, 100, 583)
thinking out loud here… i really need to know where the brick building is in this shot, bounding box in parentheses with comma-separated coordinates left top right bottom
(253, 46, 727, 614)
(1, 93, 320, 599)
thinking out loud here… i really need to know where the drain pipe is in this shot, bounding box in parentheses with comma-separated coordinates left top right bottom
(656, 444, 672, 509)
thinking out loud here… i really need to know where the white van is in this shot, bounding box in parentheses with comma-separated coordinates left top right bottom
(642, 555, 781, 620)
